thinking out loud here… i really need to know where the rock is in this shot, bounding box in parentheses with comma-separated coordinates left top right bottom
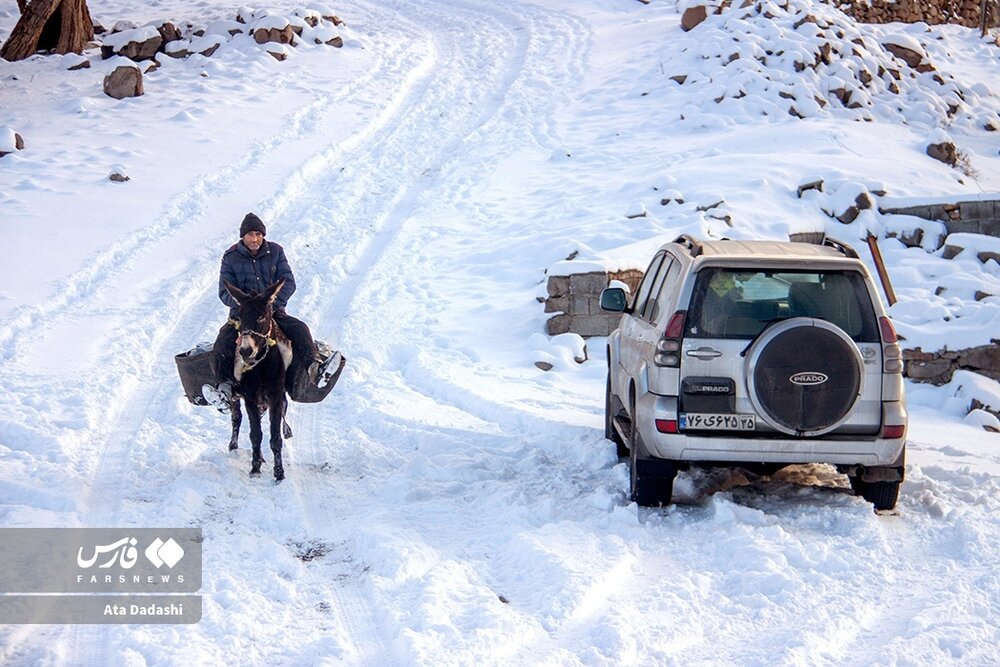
(669, 74, 687, 85)
(534, 361, 554, 372)
(255, 26, 295, 45)
(102, 26, 163, 61)
(108, 168, 130, 182)
(103, 65, 143, 99)
(904, 357, 953, 383)
(311, 27, 343, 47)
(0, 128, 24, 158)
(927, 141, 958, 166)
(189, 35, 225, 57)
(165, 41, 191, 59)
(959, 345, 1000, 371)
(884, 43, 923, 69)
(626, 201, 648, 219)
(681, 6, 708, 31)
(67, 57, 91, 70)
(547, 276, 569, 298)
(156, 21, 182, 45)
(796, 179, 824, 197)
(546, 314, 571, 336)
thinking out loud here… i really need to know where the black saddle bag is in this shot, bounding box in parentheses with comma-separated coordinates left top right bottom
(174, 340, 345, 405)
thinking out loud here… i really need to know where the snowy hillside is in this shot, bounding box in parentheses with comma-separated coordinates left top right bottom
(2, 0, 1000, 664)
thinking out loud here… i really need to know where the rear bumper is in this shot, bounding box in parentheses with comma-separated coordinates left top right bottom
(636, 392, 907, 466)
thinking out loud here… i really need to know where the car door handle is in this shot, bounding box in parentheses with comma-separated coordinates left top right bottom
(686, 347, 723, 360)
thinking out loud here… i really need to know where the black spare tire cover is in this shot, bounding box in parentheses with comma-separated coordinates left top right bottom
(745, 318, 863, 436)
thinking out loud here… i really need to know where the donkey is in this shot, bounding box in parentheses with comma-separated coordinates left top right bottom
(223, 279, 293, 481)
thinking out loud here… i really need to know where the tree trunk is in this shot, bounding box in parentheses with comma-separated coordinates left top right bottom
(56, 0, 93, 54)
(1, 0, 93, 61)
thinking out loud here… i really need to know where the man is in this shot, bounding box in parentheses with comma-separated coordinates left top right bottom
(209, 213, 323, 404)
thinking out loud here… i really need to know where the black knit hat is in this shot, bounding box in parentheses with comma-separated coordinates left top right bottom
(240, 212, 266, 237)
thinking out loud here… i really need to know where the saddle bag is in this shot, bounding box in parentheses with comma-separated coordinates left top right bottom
(174, 340, 345, 406)
(174, 343, 215, 406)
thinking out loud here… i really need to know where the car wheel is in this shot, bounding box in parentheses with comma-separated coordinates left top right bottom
(849, 476, 900, 511)
(605, 372, 629, 458)
(628, 397, 675, 507)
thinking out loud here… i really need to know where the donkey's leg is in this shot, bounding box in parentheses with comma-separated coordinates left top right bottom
(245, 400, 264, 477)
(282, 400, 293, 439)
(228, 397, 243, 451)
(269, 394, 287, 481)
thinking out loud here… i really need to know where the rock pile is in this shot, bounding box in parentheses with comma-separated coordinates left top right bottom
(832, 0, 998, 29)
(669, 0, 1000, 133)
(95, 5, 347, 66)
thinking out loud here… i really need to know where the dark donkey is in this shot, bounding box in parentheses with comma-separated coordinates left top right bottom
(224, 278, 293, 481)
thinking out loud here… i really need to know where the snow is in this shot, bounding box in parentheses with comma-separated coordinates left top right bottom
(102, 26, 162, 50)
(2, 0, 1000, 664)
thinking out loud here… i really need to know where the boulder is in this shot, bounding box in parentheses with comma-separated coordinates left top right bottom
(156, 21, 182, 45)
(681, 6, 708, 31)
(0, 129, 24, 158)
(253, 16, 295, 45)
(102, 26, 163, 61)
(103, 65, 143, 99)
(884, 43, 923, 69)
(927, 141, 958, 166)
(255, 25, 295, 45)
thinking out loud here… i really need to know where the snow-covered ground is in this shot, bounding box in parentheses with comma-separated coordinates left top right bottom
(2, 0, 1000, 663)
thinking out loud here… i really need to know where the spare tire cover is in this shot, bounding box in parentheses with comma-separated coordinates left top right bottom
(746, 318, 863, 436)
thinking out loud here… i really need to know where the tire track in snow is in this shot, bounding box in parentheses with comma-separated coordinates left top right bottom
(1, 8, 432, 665)
(0, 33, 412, 365)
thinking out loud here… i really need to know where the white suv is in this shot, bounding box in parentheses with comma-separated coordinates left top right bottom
(601, 235, 907, 510)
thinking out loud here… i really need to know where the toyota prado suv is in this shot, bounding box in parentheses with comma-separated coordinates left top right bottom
(601, 235, 906, 510)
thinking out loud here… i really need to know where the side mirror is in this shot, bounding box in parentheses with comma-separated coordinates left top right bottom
(600, 287, 628, 313)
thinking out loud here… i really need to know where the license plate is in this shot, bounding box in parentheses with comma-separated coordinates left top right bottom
(680, 413, 756, 431)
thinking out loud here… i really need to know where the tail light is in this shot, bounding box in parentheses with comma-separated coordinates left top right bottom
(655, 311, 686, 367)
(878, 317, 903, 373)
(881, 424, 905, 439)
(655, 419, 679, 433)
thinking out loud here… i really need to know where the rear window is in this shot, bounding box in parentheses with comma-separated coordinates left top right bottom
(685, 268, 880, 342)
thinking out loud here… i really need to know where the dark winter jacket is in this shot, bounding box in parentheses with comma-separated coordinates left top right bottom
(218, 240, 296, 315)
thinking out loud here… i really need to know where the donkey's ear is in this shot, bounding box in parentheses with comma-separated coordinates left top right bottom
(265, 279, 286, 305)
(224, 280, 250, 305)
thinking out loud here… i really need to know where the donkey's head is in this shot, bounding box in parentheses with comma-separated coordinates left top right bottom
(224, 279, 285, 373)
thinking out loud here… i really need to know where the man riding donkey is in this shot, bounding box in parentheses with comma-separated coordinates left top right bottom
(205, 212, 340, 408)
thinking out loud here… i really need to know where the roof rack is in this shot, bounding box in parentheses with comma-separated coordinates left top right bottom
(822, 236, 859, 259)
(672, 234, 703, 257)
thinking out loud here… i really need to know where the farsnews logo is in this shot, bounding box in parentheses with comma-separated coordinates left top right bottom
(790, 372, 829, 386)
(77, 537, 185, 570)
(145, 538, 185, 568)
(77, 537, 139, 569)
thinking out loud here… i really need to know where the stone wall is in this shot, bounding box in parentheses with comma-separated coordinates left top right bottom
(882, 197, 1000, 243)
(832, 0, 998, 28)
(544, 269, 643, 337)
(904, 344, 1000, 385)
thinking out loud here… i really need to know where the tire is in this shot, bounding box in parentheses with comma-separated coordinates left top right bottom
(745, 318, 864, 436)
(605, 372, 629, 458)
(628, 397, 675, 507)
(850, 476, 900, 511)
